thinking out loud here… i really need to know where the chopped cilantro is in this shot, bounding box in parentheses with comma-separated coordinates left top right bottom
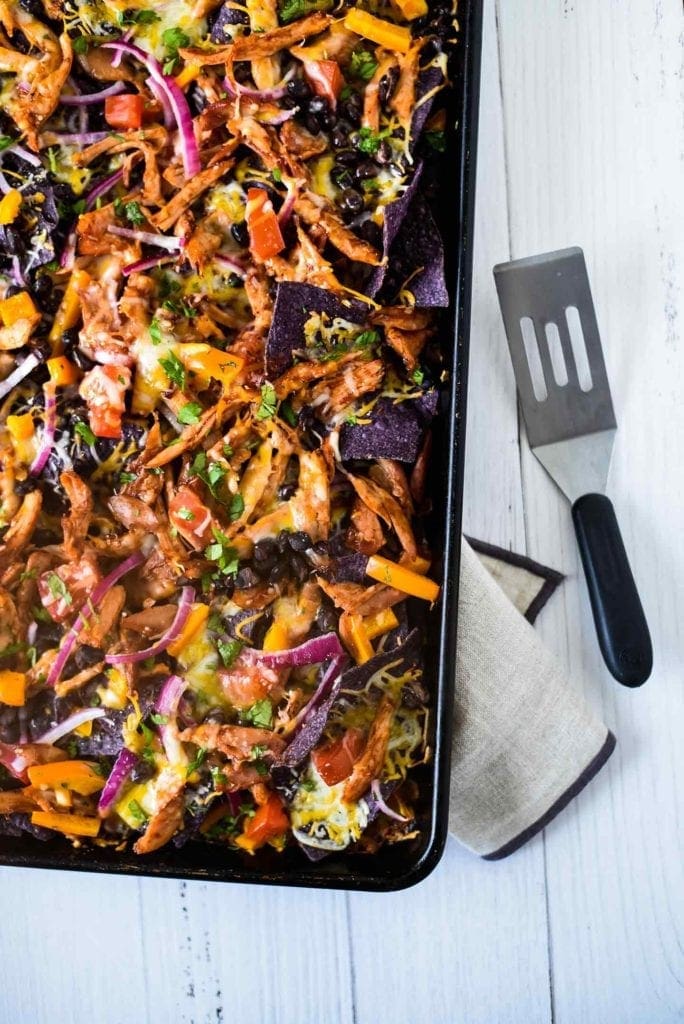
(300, 777, 317, 792)
(228, 493, 244, 522)
(32, 605, 52, 624)
(177, 507, 195, 521)
(74, 421, 96, 446)
(0, 641, 25, 660)
(217, 636, 243, 668)
(149, 318, 163, 345)
(163, 297, 197, 318)
(46, 148, 58, 175)
(204, 526, 239, 577)
(46, 572, 72, 606)
(72, 35, 88, 55)
(278, 0, 332, 25)
(242, 699, 273, 729)
(207, 612, 223, 633)
(339, 84, 353, 102)
(411, 367, 425, 385)
(271, 168, 283, 184)
(357, 126, 390, 156)
(349, 48, 378, 82)
(190, 452, 227, 499)
(150, 713, 168, 726)
(250, 744, 267, 760)
(210, 765, 228, 788)
(256, 383, 277, 421)
(354, 328, 380, 350)
(127, 799, 148, 827)
(0, 136, 14, 153)
(178, 401, 203, 425)
(222, 443, 233, 458)
(162, 26, 190, 73)
(345, 413, 358, 425)
(18, 568, 37, 582)
(119, 471, 136, 484)
(158, 350, 185, 390)
(72, 198, 87, 216)
(186, 746, 207, 777)
(117, 8, 161, 25)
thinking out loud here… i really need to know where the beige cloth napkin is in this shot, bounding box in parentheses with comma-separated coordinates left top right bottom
(450, 538, 615, 859)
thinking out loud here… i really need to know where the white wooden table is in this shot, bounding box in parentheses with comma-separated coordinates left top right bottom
(1, 3, 682, 1022)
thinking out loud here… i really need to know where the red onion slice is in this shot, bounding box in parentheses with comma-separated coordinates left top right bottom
(146, 75, 174, 128)
(214, 253, 246, 278)
(61, 82, 126, 106)
(46, 551, 146, 688)
(36, 707, 106, 746)
(0, 352, 40, 402)
(97, 747, 138, 817)
(155, 674, 189, 766)
(44, 131, 109, 146)
(102, 40, 201, 178)
(29, 382, 57, 477)
(370, 779, 409, 822)
(123, 254, 176, 276)
(108, 225, 183, 251)
(105, 586, 195, 664)
(222, 67, 296, 101)
(242, 632, 344, 669)
(85, 168, 124, 210)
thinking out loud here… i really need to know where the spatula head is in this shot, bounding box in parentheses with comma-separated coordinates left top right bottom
(493, 247, 617, 502)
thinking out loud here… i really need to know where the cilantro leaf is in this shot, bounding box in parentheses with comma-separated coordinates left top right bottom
(177, 507, 195, 521)
(149, 318, 163, 345)
(178, 401, 202, 425)
(72, 35, 88, 54)
(242, 699, 273, 729)
(278, 0, 332, 25)
(357, 126, 390, 156)
(425, 130, 447, 153)
(46, 572, 72, 606)
(127, 799, 148, 826)
(158, 350, 185, 390)
(349, 48, 378, 82)
(186, 746, 207, 777)
(217, 637, 243, 668)
(256, 383, 277, 421)
(74, 421, 96, 446)
(228, 493, 244, 522)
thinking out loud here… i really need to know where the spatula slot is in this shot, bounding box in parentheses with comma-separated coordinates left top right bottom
(544, 321, 569, 386)
(520, 316, 548, 401)
(565, 305, 594, 392)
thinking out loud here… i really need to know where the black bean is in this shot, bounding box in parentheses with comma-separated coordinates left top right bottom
(280, 95, 298, 110)
(355, 160, 377, 181)
(316, 605, 337, 633)
(231, 220, 249, 247)
(287, 76, 312, 100)
(0, 706, 19, 743)
(375, 139, 392, 165)
(70, 347, 95, 372)
(319, 110, 336, 130)
(287, 531, 312, 552)
(276, 531, 291, 553)
(339, 188, 364, 217)
(130, 761, 156, 784)
(331, 123, 350, 149)
(74, 644, 103, 671)
(268, 561, 289, 584)
(340, 92, 362, 126)
(253, 538, 278, 565)
(277, 482, 297, 501)
(235, 567, 260, 590)
(290, 553, 309, 582)
(307, 96, 327, 116)
(331, 165, 354, 190)
(233, 61, 252, 84)
(304, 114, 321, 136)
(203, 708, 227, 726)
(379, 66, 400, 107)
(335, 149, 360, 166)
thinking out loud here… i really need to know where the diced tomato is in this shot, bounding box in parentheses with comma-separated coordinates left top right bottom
(235, 791, 289, 852)
(245, 188, 285, 261)
(104, 93, 144, 130)
(78, 364, 131, 439)
(219, 659, 280, 709)
(38, 557, 102, 623)
(168, 487, 215, 550)
(303, 60, 344, 109)
(312, 728, 366, 786)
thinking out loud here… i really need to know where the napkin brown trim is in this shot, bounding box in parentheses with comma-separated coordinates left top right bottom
(466, 536, 565, 624)
(481, 730, 617, 860)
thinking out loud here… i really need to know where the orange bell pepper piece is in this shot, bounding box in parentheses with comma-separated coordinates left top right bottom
(343, 10, 411, 53)
(363, 607, 399, 641)
(28, 760, 106, 796)
(234, 792, 289, 853)
(180, 344, 244, 390)
(366, 554, 440, 602)
(6, 412, 34, 442)
(262, 620, 289, 652)
(167, 603, 210, 657)
(30, 811, 101, 838)
(391, 0, 428, 20)
(47, 355, 80, 387)
(49, 268, 91, 352)
(0, 188, 22, 225)
(245, 188, 285, 260)
(0, 670, 26, 707)
(346, 613, 375, 664)
(0, 291, 38, 327)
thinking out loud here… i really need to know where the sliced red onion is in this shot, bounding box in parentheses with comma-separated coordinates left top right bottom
(29, 382, 57, 477)
(61, 82, 126, 106)
(97, 747, 138, 817)
(60, 229, 77, 270)
(0, 169, 11, 195)
(36, 707, 106, 746)
(222, 67, 295, 101)
(259, 107, 298, 126)
(1, 142, 41, 167)
(370, 779, 409, 822)
(155, 674, 189, 766)
(111, 28, 133, 68)
(0, 742, 30, 780)
(9, 255, 26, 289)
(243, 632, 344, 670)
(123, 254, 176, 276)
(146, 75, 174, 128)
(46, 551, 145, 689)
(102, 41, 201, 178)
(85, 168, 124, 210)
(105, 586, 195, 665)
(214, 253, 246, 278)
(278, 184, 297, 228)
(108, 224, 183, 251)
(0, 352, 40, 402)
(44, 131, 109, 146)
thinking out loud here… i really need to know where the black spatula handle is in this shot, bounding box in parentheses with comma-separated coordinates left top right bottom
(572, 493, 652, 687)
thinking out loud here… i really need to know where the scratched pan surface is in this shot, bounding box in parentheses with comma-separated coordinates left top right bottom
(0, 0, 483, 892)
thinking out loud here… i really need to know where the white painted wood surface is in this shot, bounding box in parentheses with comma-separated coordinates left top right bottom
(1, 2, 682, 1021)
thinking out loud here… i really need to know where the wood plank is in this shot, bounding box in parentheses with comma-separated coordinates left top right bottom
(496, 0, 684, 1020)
(0, 868, 147, 1023)
(349, 5, 551, 1022)
(137, 879, 354, 1024)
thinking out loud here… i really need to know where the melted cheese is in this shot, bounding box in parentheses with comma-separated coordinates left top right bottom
(290, 764, 370, 852)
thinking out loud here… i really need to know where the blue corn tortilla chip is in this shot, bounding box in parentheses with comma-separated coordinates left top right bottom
(320, 552, 369, 583)
(340, 628, 422, 692)
(377, 193, 449, 307)
(267, 283, 369, 377)
(366, 163, 424, 299)
(411, 63, 447, 150)
(210, 1, 248, 43)
(339, 391, 438, 463)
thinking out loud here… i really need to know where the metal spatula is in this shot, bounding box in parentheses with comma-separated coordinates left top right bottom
(493, 246, 652, 687)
